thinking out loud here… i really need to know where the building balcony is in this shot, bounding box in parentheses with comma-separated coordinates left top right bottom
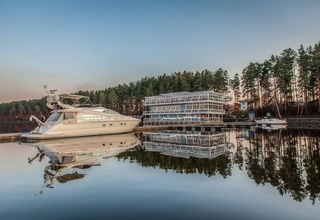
(143, 109, 225, 115)
(143, 91, 224, 106)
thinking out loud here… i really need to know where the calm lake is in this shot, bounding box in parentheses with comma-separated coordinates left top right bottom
(0, 128, 319, 220)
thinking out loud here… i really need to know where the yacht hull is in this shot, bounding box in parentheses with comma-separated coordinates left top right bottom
(21, 119, 140, 142)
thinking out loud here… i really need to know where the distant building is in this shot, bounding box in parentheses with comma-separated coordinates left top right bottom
(142, 91, 225, 126)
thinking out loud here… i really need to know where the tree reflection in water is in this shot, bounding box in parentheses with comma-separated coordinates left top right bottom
(117, 129, 320, 204)
(245, 128, 320, 204)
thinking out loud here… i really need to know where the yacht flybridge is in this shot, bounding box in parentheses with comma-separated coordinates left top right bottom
(21, 87, 140, 141)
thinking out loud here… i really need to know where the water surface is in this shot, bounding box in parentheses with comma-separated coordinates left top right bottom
(0, 129, 319, 220)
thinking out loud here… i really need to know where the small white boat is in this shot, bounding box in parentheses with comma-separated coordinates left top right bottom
(21, 87, 140, 142)
(255, 117, 287, 125)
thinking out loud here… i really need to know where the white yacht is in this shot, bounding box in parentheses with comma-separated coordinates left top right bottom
(21, 87, 140, 141)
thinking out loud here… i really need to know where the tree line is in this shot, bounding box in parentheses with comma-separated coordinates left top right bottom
(0, 41, 319, 121)
(238, 42, 320, 117)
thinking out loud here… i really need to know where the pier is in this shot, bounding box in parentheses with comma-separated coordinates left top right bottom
(0, 133, 22, 142)
(286, 118, 320, 128)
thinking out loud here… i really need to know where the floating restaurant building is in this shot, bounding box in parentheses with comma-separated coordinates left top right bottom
(142, 91, 225, 126)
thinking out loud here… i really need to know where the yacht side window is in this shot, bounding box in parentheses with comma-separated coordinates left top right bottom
(47, 113, 62, 122)
(64, 112, 74, 120)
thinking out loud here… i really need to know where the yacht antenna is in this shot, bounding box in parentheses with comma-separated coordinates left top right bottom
(40, 85, 49, 95)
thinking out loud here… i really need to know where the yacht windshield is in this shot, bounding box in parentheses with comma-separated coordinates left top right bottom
(47, 113, 62, 122)
(103, 109, 119, 114)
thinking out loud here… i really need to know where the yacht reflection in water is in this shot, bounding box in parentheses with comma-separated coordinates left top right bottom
(256, 124, 287, 131)
(23, 133, 140, 193)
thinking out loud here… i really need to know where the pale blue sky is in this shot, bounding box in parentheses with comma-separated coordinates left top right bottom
(1, 0, 320, 103)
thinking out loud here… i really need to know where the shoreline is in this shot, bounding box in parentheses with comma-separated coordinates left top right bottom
(1, 120, 320, 143)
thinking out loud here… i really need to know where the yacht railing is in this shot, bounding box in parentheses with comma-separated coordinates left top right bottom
(78, 115, 136, 121)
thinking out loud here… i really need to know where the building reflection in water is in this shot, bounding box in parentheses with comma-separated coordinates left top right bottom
(22, 133, 141, 194)
(118, 130, 235, 178)
(143, 130, 234, 159)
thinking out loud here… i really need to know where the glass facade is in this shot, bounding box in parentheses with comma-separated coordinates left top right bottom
(143, 91, 225, 126)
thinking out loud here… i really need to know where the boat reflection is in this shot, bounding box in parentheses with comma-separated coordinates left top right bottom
(23, 133, 141, 193)
(256, 124, 287, 131)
